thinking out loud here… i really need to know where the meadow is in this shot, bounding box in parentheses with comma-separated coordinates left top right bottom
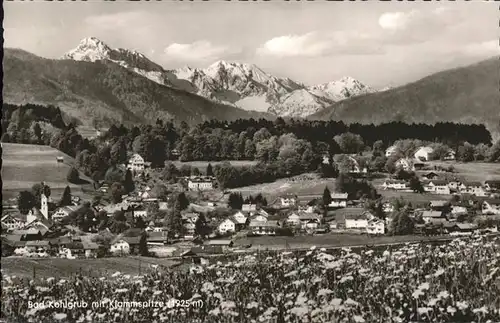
(1, 143, 94, 201)
(425, 161, 500, 182)
(0, 256, 180, 279)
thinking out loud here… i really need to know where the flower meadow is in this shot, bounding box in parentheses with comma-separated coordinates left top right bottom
(2, 236, 500, 323)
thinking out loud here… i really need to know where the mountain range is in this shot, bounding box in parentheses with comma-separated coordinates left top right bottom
(309, 56, 500, 139)
(3, 37, 498, 138)
(62, 37, 375, 117)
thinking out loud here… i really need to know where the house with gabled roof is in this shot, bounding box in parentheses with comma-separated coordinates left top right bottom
(485, 180, 500, 192)
(459, 182, 487, 196)
(385, 145, 398, 158)
(127, 153, 145, 172)
(482, 199, 500, 215)
(280, 194, 297, 207)
(52, 206, 79, 221)
(329, 193, 348, 208)
(423, 180, 450, 195)
(366, 219, 385, 235)
(249, 220, 280, 235)
(218, 217, 238, 234)
(414, 146, 434, 161)
(382, 180, 408, 190)
(1, 213, 26, 232)
(421, 211, 444, 224)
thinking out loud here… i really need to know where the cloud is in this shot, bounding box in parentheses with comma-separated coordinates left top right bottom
(256, 31, 383, 58)
(256, 32, 333, 58)
(164, 40, 237, 62)
(378, 10, 418, 31)
(463, 40, 499, 57)
(85, 11, 152, 30)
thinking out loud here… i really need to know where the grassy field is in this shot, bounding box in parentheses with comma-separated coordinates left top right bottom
(233, 233, 451, 250)
(1, 256, 181, 279)
(425, 161, 500, 182)
(171, 160, 258, 172)
(228, 173, 336, 199)
(1, 143, 94, 201)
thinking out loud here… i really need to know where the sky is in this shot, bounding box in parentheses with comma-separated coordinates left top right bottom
(4, 1, 499, 89)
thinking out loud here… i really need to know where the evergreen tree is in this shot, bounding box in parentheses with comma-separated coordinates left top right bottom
(110, 182, 125, 203)
(206, 163, 214, 176)
(409, 177, 424, 193)
(177, 192, 190, 211)
(17, 191, 36, 214)
(195, 213, 209, 238)
(67, 167, 80, 183)
(322, 186, 332, 206)
(123, 169, 135, 194)
(228, 192, 244, 209)
(59, 185, 72, 206)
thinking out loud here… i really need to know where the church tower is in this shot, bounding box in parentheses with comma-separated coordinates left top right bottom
(41, 193, 49, 219)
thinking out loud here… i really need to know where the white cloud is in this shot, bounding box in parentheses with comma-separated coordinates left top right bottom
(463, 40, 499, 57)
(378, 11, 417, 31)
(164, 40, 235, 61)
(256, 32, 333, 58)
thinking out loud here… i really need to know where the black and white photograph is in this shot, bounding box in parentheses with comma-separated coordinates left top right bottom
(1, 1, 500, 322)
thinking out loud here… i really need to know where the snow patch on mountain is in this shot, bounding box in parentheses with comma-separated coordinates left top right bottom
(62, 38, 377, 118)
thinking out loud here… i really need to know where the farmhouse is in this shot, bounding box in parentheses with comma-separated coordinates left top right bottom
(414, 146, 434, 161)
(443, 149, 456, 161)
(25, 240, 52, 253)
(249, 220, 279, 235)
(218, 218, 237, 234)
(52, 206, 78, 221)
(382, 180, 408, 190)
(485, 180, 500, 192)
(366, 219, 385, 235)
(204, 240, 233, 252)
(188, 177, 214, 191)
(231, 211, 248, 228)
(298, 213, 322, 229)
(451, 205, 468, 215)
(127, 154, 145, 172)
(286, 213, 301, 227)
(1, 213, 26, 231)
(482, 199, 500, 215)
(344, 213, 370, 229)
(429, 200, 449, 211)
(329, 193, 348, 208)
(459, 182, 487, 196)
(424, 180, 451, 195)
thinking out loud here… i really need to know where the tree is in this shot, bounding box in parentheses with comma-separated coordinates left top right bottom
(123, 169, 135, 194)
(322, 186, 332, 207)
(59, 185, 72, 206)
(110, 182, 125, 203)
(110, 139, 127, 165)
(487, 139, 500, 163)
(228, 192, 244, 209)
(151, 184, 169, 200)
(31, 182, 51, 205)
(457, 142, 475, 162)
(206, 163, 214, 177)
(191, 167, 201, 176)
(17, 191, 36, 214)
(390, 210, 414, 235)
(195, 213, 209, 238)
(104, 166, 124, 184)
(162, 162, 180, 182)
(334, 132, 365, 154)
(167, 200, 184, 238)
(1, 133, 10, 143)
(409, 177, 424, 193)
(138, 232, 149, 256)
(67, 167, 80, 183)
(176, 192, 190, 211)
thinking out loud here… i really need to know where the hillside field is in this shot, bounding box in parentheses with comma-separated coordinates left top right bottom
(171, 160, 258, 172)
(424, 161, 500, 182)
(1, 143, 94, 201)
(0, 256, 181, 279)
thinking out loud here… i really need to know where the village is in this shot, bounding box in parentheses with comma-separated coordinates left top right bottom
(2, 143, 500, 260)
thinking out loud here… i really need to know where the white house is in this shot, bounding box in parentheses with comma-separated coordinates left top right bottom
(249, 214, 267, 223)
(485, 180, 500, 192)
(280, 195, 297, 207)
(1, 213, 26, 231)
(382, 180, 408, 190)
(249, 220, 279, 235)
(424, 180, 451, 195)
(459, 182, 487, 196)
(383, 202, 395, 214)
(298, 205, 315, 213)
(133, 206, 148, 218)
(52, 206, 78, 221)
(188, 177, 214, 191)
(218, 218, 237, 234)
(482, 199, 500, 215)
(414, 146, 434, 161)
(127, 154, 145, 172)
(385, 145, 398, 158)
(110, 240, 130, 255)
(298, 213, 321, 229)
(366, 219, 385, 235)
(329, 193, 348, 208)
(231, 211, 248, 226)
(344, 213, 370, 229)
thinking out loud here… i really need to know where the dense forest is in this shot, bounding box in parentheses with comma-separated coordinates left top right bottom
(2, 104, 499, 188)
